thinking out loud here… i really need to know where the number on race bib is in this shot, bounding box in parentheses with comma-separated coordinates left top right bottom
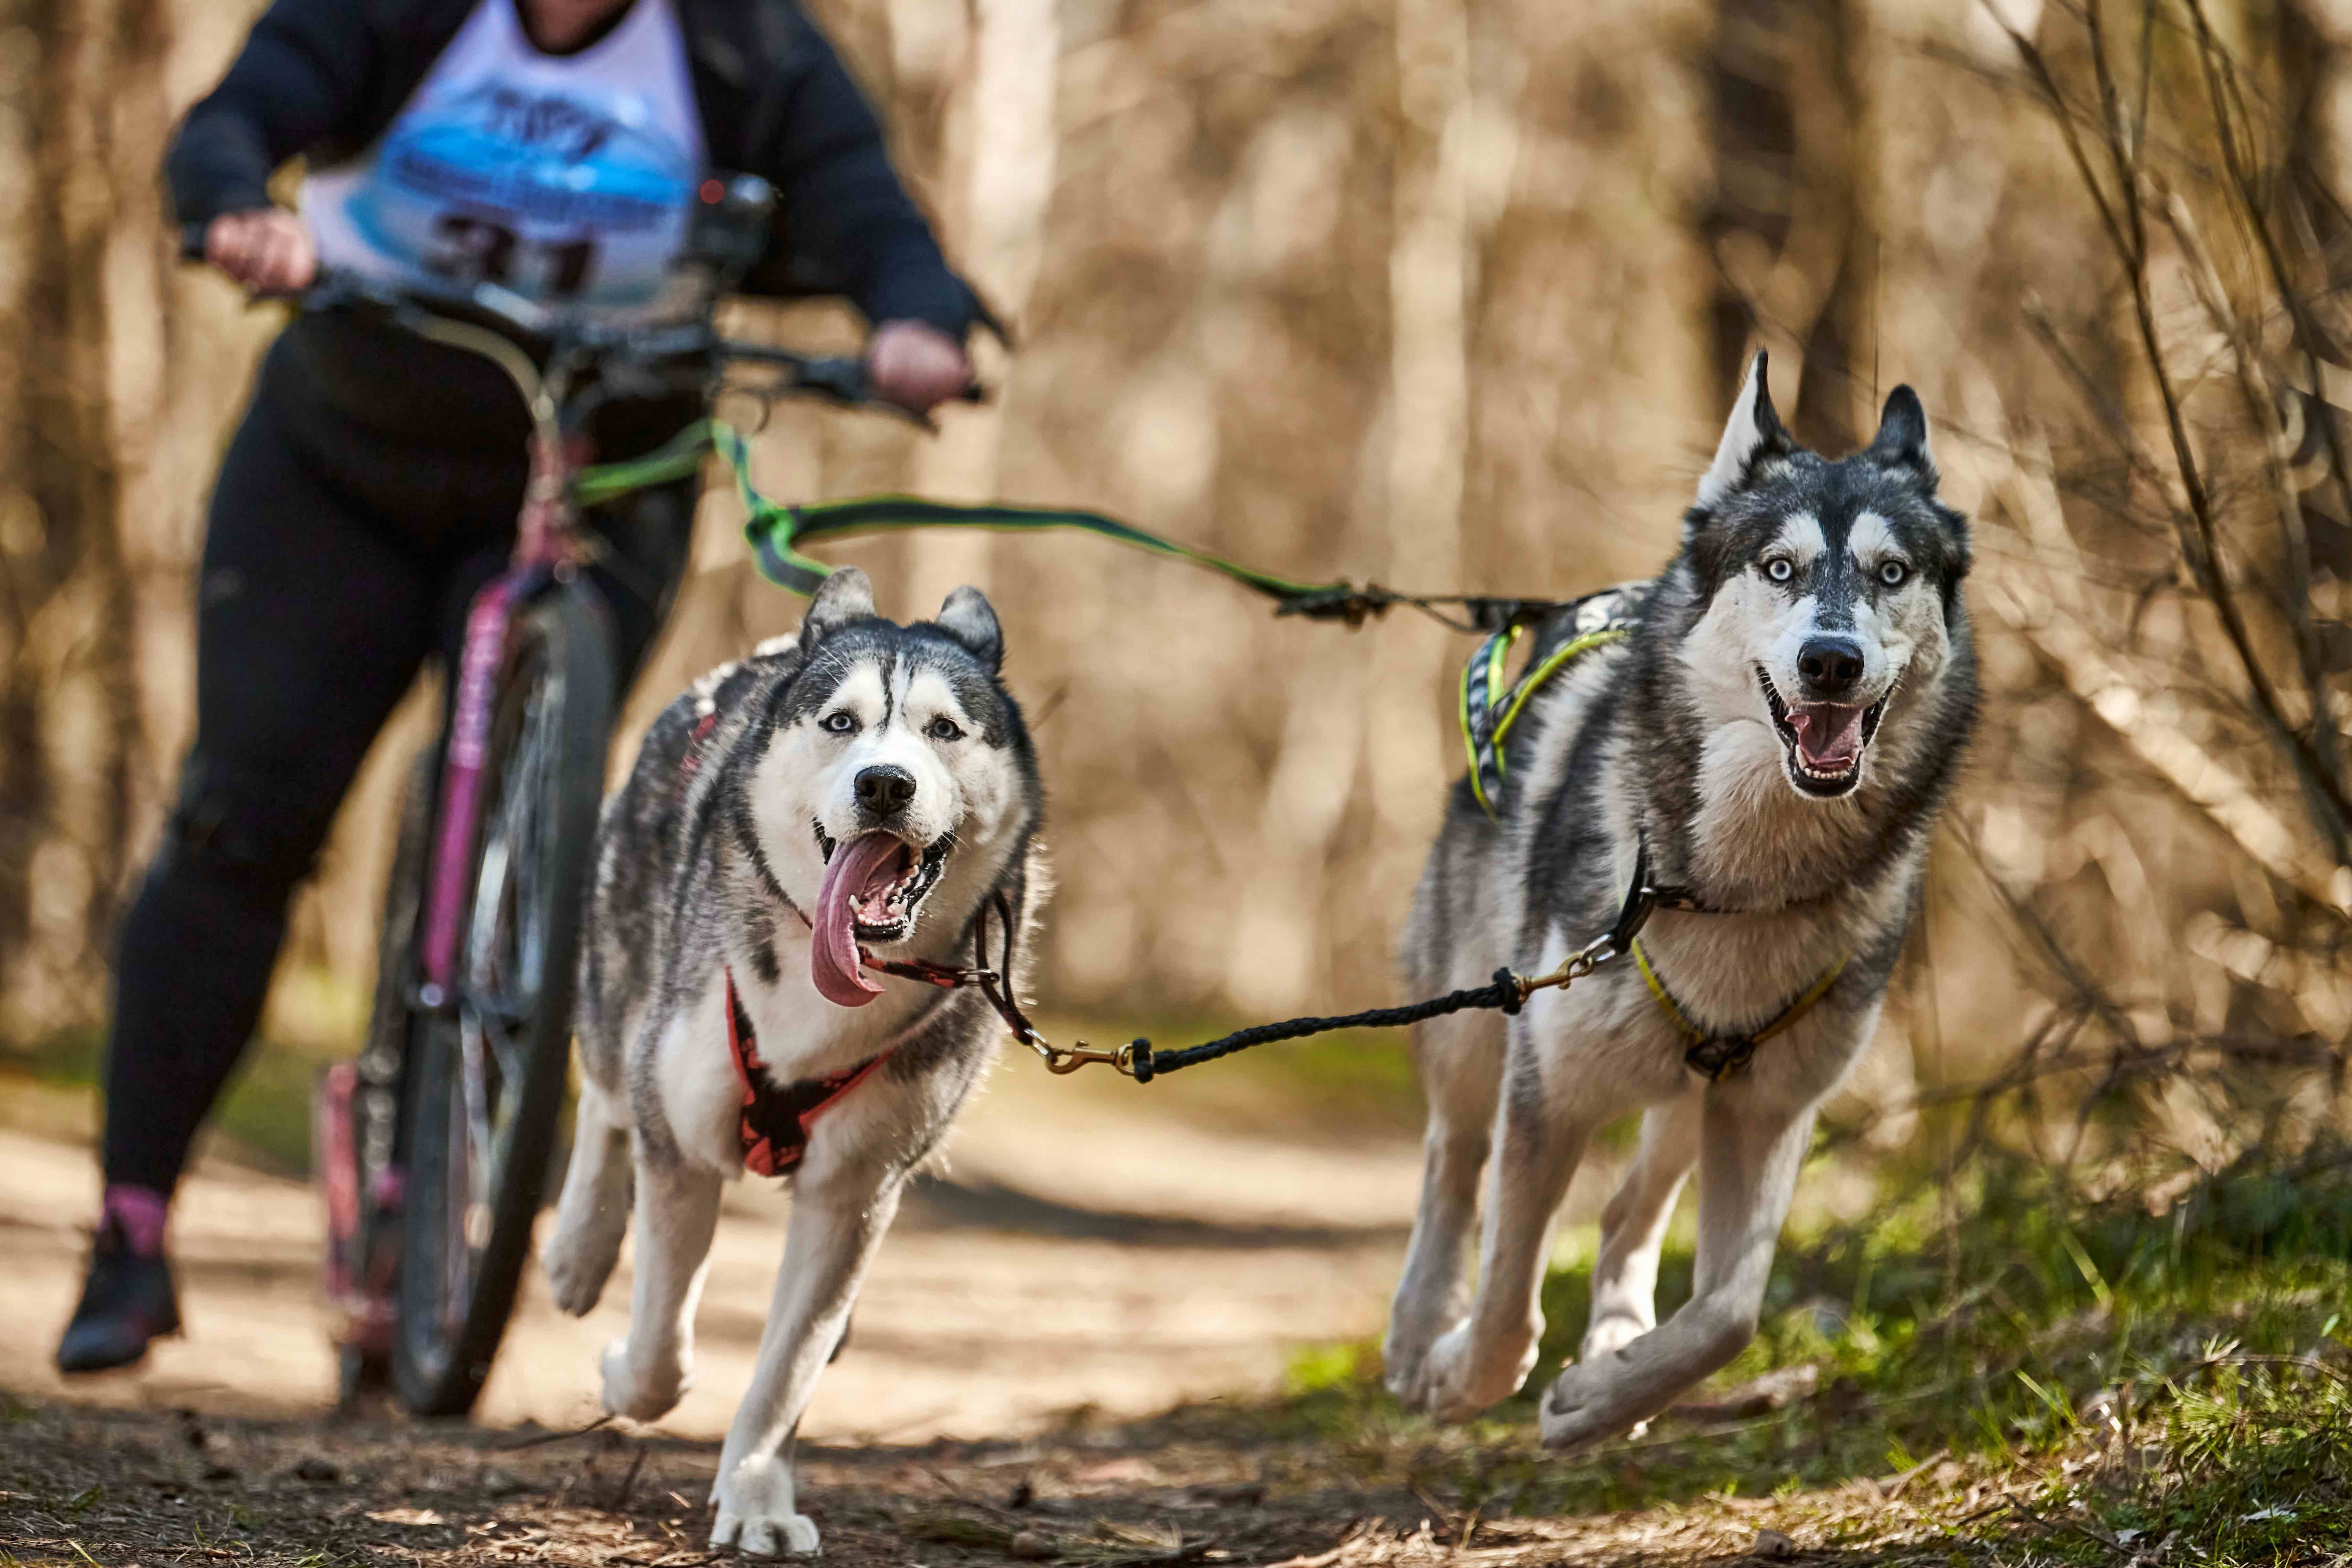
(546, 238, 596, 298)
(424, 214, 517, 284)
(423, 215, 599, 298)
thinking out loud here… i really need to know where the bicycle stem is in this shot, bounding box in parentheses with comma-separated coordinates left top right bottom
(401, 312, 560, 446)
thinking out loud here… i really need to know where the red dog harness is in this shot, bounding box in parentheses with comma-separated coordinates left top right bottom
(725, 971, 892, 1178)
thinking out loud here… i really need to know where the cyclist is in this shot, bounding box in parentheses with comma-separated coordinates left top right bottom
(57, 0, 988, 1374)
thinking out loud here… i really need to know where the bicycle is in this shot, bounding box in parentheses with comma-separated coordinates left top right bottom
(194, 177, 938, 1417)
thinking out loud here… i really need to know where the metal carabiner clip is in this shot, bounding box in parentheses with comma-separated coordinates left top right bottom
(1510, 931, 1624, 1005)
(1040, 1040, 1142, 1077)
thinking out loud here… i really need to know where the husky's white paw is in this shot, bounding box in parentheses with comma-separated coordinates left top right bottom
(711, 1454, 819, 1557)
(541, 1225, 617, 1317)
(1381, 1287, 1470, 1405)
(599, 1338, 689, 1423)
(1538, 1360, 1634, 1452)
(1402, 1321, 1535, 1422)
(1386, 1320, 1470, 1415)
(1380, 1333, 1431, 1406)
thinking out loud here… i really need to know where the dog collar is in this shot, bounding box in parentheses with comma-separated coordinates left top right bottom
(725, 969, 892, 1178)
(1630, 830, 1846, 920)
(1630, 937, 1847, 1081)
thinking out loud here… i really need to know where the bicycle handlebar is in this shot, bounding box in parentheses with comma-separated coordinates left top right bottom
(175, 215, 985, 421)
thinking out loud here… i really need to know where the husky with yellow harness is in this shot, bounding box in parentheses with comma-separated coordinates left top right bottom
(1385, 351, 1979, 1449)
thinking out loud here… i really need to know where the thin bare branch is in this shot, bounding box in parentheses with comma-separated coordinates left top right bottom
(2005, 2, 2352, 865)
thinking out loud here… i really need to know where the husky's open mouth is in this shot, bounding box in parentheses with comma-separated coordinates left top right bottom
(1756, 666, 1887, 800)
(813, 824, 952, 940)
(808, 824, 953, 1007)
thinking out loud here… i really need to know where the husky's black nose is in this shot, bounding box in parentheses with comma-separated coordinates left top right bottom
(855, 765, 917, 815)
(1797, 637, 1866, 698)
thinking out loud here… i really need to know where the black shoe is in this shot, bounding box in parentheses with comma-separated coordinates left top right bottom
(55, 1219, 181, 1374)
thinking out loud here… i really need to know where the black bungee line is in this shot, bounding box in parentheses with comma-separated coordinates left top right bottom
(1128, 971, 1528, 1083)
(1122, 845, 1669, 1083)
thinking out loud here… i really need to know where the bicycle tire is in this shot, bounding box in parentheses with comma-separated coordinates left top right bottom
(394, 581, 617, 1417)
(334, 747, 437, 1408)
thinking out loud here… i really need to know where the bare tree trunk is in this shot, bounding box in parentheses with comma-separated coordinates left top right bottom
(0, 0, 171, 1045)
(1700, 0, 1873, 447)
(2277, 0, 2352, 688)
(906, 0, 1062, 612)
(1374, 0, 1472, 815)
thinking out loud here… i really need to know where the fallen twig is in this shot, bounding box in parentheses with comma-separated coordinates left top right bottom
(1881, 1447, 1951, 1502)
(610, 1441, 651, 1512)
(498, 1414, 614, 1451)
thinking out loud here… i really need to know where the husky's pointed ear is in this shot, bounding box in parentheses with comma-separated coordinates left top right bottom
(1694, 350, 1795, 514)
(801, 567, 876, 647)
(935, 585, 1003, 672)
(1868, 385, 1938, 489)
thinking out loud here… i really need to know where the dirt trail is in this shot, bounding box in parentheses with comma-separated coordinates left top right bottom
(0, 1059, 1424, 1440)
(1, 1066, 2001, 1565)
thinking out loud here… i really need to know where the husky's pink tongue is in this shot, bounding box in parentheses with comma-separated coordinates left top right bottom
(1790, 703, 1867, 771)
(810, 832, 911, 1007)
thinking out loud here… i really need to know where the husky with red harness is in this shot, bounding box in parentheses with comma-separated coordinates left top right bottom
(540, 566, 1042, 1556)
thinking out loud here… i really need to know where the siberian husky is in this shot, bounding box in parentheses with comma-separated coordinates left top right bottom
(540, 568, 1043, 1555)
(1383, 352, 1979, 1449)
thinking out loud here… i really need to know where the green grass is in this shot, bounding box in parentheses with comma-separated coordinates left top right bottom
(1268, 1145, 2352, 1560)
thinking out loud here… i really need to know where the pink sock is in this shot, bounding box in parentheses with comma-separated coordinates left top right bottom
(101, 1184, 170, 1257)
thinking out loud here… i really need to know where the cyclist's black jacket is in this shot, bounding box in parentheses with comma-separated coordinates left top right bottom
(167, 0, 982, 461)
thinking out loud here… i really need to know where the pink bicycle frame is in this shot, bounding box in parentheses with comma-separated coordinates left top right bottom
(415, 429, 592, 1000)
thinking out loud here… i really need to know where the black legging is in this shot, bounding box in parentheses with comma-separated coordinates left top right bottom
(102, 320, 697, 1196)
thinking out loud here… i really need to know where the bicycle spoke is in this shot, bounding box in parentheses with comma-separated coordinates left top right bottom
(467, 833, 514, 1002)
(459, 1012, 495, 1214)
(482, 1010, 529, 1094)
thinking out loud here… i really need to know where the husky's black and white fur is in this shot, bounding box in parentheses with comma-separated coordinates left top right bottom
(1384, 353, 1978, 1448)
(539, 568, 1042, 1555)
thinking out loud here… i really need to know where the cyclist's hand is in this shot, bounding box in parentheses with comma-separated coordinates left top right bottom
(866, 320, 973, 415)
(205, 210, 317, 294)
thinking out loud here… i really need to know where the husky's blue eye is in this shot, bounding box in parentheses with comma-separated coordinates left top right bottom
(927, 716, 965, 742)
(820, 711, 856, 734)
(1764, 558, 1795, 583)
(1879, 560, 1908, 587)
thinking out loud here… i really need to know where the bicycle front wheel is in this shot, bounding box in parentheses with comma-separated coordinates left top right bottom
(394, 581, 617, 1417)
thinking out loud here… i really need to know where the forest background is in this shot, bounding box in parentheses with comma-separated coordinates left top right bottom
(8, 0, 2352, 1168)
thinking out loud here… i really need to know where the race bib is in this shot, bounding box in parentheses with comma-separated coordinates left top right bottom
(305, 0, 705, 316)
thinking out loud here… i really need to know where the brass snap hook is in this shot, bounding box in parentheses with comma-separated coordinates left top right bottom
(1039, 1040, 1140, 1077)
(1510, 935, 1620, 1004)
